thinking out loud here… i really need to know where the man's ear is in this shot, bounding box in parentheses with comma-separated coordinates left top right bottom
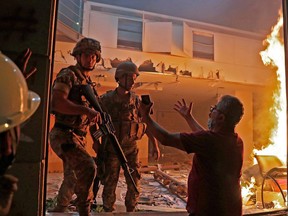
(218, 113, 226, 122)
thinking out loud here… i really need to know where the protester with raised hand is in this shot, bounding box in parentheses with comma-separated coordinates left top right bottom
(140, 95, 244, 216)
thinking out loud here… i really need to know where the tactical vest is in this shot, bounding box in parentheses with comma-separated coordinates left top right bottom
(53, 65, 95, 130)
(100, 90, 146, 144)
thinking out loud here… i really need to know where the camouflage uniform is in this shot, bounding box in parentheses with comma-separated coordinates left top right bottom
(49, 65, 96, 215)
(99, 89, 146, 212)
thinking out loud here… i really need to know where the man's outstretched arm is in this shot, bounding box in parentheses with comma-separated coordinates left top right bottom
(139, 102, 185, 151)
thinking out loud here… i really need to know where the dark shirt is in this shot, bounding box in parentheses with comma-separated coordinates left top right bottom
(180, 130, 243, 216)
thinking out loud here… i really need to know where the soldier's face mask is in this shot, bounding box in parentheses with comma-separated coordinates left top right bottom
(0, 127, 20, 175)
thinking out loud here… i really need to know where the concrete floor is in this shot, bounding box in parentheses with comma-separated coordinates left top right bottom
(46, 171, 288, 216)
(46, 212, 188, 216)
(46, 154, 287, 216)
(45, 210, 288, 216)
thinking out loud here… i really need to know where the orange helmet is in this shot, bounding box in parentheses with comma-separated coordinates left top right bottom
(71, 37, 102, 62)
(115, 61, 139, 81)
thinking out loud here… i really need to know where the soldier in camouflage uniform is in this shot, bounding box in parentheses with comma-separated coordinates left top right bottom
(49, 37, 102, 216)
(99, 61, 160, 212)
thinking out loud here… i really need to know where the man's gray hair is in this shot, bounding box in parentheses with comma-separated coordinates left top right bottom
(217, 95, 244, 127)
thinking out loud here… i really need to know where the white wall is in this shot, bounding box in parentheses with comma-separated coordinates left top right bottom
(81, 4, 273, 85)
(52, 40, 274, 169)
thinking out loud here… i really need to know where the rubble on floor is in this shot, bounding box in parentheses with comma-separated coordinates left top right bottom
(46, 164, 188, 213)
(46, 163, 288, 215)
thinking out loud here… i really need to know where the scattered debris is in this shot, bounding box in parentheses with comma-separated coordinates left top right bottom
(46, 163, 277, 214)
(153, 170, 187, 202)
(140, 163, 181, 173)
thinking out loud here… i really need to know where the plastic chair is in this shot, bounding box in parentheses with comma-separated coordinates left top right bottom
(254, 155, 287, 208)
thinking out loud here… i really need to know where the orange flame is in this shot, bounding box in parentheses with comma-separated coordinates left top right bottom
(256, 12, 286, 163)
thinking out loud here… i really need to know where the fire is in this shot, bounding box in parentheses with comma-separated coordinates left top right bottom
(241, 12, 287, 208)
(241, 177, 256, 205)
(256, 12, 286, 163)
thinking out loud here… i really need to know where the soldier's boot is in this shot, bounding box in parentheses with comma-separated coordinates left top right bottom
(125, 201, 136, 212)
(126, 206, 136, 212)
(47, 205, 68, 213)
(77, 204, 91, 216)
(103, 205, 115, 212)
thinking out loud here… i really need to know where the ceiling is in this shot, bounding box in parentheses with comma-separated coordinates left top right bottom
(90, 0, 282, 36)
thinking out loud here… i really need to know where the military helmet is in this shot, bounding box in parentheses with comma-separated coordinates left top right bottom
(71, 37, 102, 62)
(0, 52, 41, 133)
(115, 61, 139, 81)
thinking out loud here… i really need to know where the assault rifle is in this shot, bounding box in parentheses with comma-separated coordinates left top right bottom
(81, 84, 139, 194)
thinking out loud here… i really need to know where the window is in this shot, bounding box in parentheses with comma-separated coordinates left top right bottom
(58, 0, 83, 32)
(117, 19, 143, 51)
(193, 31, 214, 61)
